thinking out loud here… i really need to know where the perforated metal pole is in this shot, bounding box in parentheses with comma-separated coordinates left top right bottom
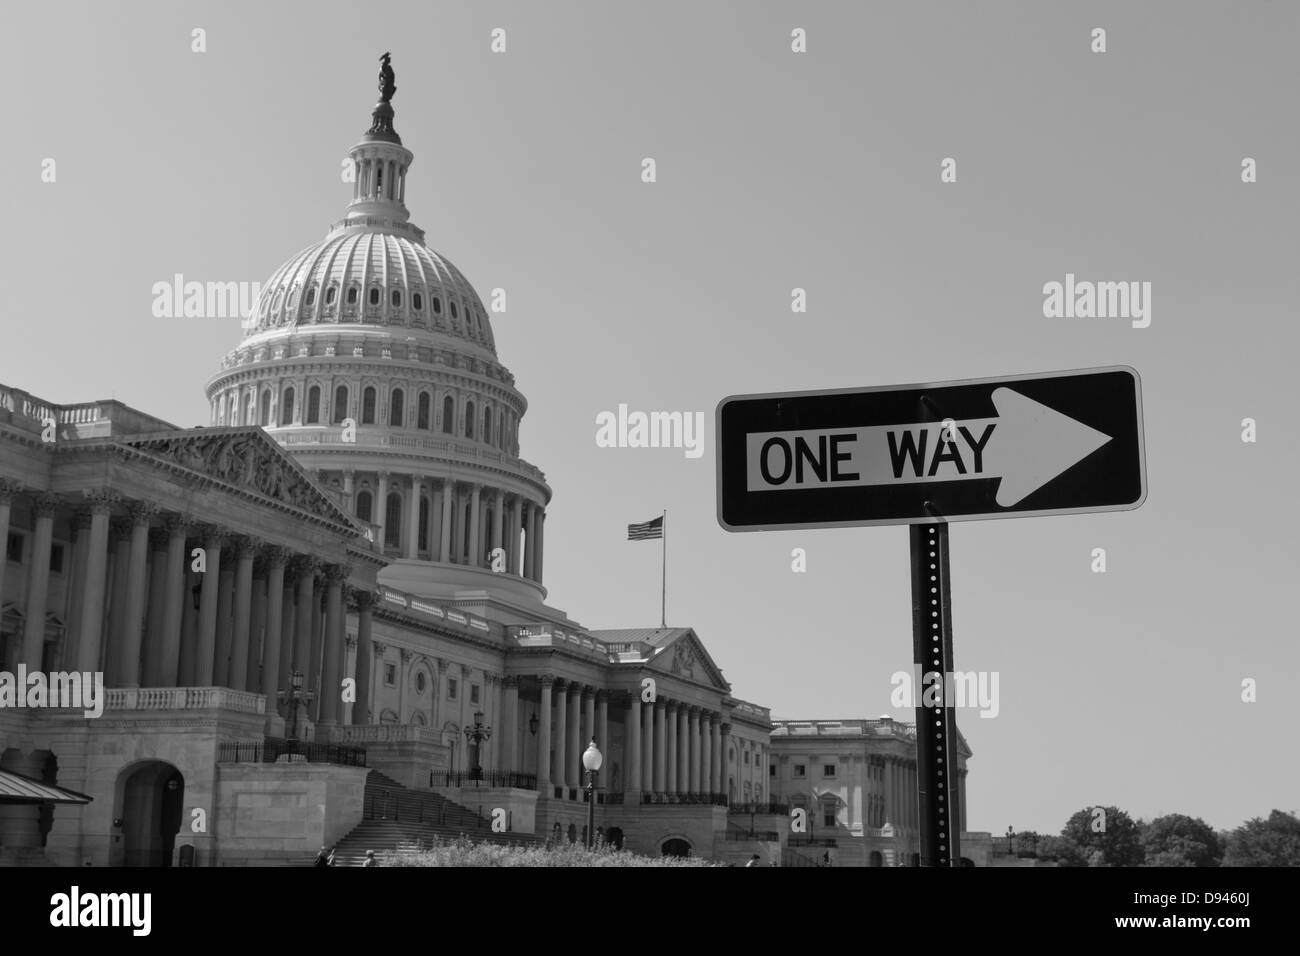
(910, 519, 962, 866)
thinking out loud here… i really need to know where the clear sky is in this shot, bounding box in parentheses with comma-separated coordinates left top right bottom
(1, 1, 1296, 835)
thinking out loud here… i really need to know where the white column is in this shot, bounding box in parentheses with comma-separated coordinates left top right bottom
(405, 474, 420, 559)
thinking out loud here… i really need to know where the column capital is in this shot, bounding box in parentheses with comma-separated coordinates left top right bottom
(665, 699, 678, 714)
(654, 696, 667, 711)
(376, 470, 391, 482)
(373, 641, 388, 656)
(460, 663, 472, 677)
(148, 527, 170, 551)
(720, 722, 732, 736)
(538, 674, 555, 688)
(581, 684, 596, 700)
(503, 675, 520, 689)
(290, 554, 320, 578)
(551, 677, 568, 692)
(323, 563, 351, 585)
(687, 705, 701, 717)
(343, 468, 356, 480)
(81, 488, 120, 514)
(594, 688, 608, 703)
(71, 509, 94, 534)
(127, 501, 160, 525)
(233, 536, 260, 560)
(399, 648, 413, 662)
(346, 587, 377, 611)
(32, 491, 62, 519)
(162, 513, 198, 536)
(265, 545, 294, 568)
(109, 516, 134, 542)
(200, 525, 233, 546)
(0, 478, 25, 504)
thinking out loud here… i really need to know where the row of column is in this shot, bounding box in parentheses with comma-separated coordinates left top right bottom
(341, 471, 545, 583)
(0, 483, 377, 730)
(533, 678, 728, 797)
(875, 755, 919, 831)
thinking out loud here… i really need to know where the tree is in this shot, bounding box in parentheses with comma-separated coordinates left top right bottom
(1140, 814, 1223, 867)
(1054, 806, 1144, 867)
(1222, 810, 1300, 867)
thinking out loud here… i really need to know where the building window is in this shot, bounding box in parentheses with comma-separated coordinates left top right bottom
(450, 301, 458, 320)
(384, 494, 401, 549)
(280, 387, 295, 426)
(259, 390, 271, 426)
(432, 296, 442, 315)
(369, 287, 380, 307)
(441, 396, 454, 434)
(743, 751, 750, 765)
(470, 684, 480, 705)
(483, 409, 492, 444)
(824, 808, 836, 827)
(729, 747, 735, 764)
(448, 678, 458, 700)
(769, 764, 776, 777)
(325, 286, 337, 305)
(823, 764, 836, 778)
(412, 292, 423, 312)
(384, 663, 396, 686)
(418, 496, 429, 551)
(305, 288, 316, 308)
(793, 764, 806, 778)
(333, 385, 348, 423)
(415, 671, 426, 693)
(6, 533, 22, 563)
(390, 388, 404, 427)
(346, 286, 358, 305)
(464, 400, 474, 438)
(49, 543, 64, 574)
(417, 392, 430, 429)
(362, 387, 377, 424)
(391, 289, 402, 308)
(355, 490, 372, 523)
(306, 386, 320, 424)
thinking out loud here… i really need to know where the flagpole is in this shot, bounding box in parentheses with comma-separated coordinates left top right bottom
(661, 509, 667, 628)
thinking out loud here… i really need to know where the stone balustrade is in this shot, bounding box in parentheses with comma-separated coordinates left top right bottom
(104, 686, 267, 714)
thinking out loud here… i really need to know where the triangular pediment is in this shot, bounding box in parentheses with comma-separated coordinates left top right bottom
(119, 427, 358, 530)
(648, 629, 730, 692)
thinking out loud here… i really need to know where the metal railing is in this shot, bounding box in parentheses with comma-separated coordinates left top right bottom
(787, 836, 837, 847)
(723, 830, 780, 842)
(640, 792, 729, 807)
(727, 801, 789, 815)
(438, 771, 536, 791)
(217, 737, 367, 767)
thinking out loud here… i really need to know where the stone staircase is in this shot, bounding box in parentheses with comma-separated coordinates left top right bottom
(322, 770, 544, 866)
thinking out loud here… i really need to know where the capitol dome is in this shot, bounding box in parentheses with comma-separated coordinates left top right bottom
(204, 68, 552, 607)
(248, 226, 496, 356)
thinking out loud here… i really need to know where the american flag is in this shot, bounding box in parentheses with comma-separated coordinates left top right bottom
(627, 515, 663, 540)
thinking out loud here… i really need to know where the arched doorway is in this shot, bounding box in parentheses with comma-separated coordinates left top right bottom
(960, 857, 976, 867)
(604, 826, 624, 850)
(118, 762, 184, 867)
(661, 838, 691, 858)
(869, 850, 883, 867)
(910, 852, 920, 867)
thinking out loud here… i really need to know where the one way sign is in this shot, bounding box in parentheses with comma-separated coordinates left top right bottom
(717, 366, 1146, 530)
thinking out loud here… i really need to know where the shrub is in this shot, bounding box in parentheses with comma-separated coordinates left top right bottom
(376, 835, 718, 867)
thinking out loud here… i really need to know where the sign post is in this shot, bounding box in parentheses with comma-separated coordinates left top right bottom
(716, 367, 1146, 866)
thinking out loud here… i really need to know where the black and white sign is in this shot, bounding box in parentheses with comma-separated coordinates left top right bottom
(716, 366, 1146, 530)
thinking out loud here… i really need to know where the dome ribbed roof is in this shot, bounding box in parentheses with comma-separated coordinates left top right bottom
(249, 229, 496, 354)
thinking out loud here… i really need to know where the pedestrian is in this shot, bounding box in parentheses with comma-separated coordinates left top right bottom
(363, 850, 377, 867)
(313, 845, 330, 868)
(745, 853, 761, 867)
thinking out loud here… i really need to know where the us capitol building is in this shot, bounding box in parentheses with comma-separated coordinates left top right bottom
(0, 60, 986, 866)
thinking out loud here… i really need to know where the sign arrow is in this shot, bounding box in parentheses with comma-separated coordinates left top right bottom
(744, 387, 1113, 507)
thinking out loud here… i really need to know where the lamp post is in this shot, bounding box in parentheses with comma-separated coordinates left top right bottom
(1006, 825, 1015, 857)
(582, 737, 602, 849)
(277, 671, 315, 750)
(464, 710, 492, 786)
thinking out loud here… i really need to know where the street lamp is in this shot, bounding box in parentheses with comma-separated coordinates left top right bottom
(1006, 825, 1015, 857)
(464, 710, 492, 786)
(528, 712, 539, 736)
(582, 737, 602, 849)
(276, 671, 315, 749)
